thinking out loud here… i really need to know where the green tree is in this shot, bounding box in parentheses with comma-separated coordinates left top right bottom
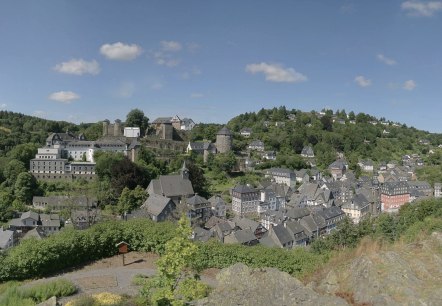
(3, 160, 27, 186)
(6, 143, 39, 169)
(117, 186, 147, 214)
(14, 172, 39, 204)
(142, 216, 209, 305)
(125, 109, 149, 136)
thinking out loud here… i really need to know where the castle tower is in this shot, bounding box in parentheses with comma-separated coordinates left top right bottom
(216, 126, 232, 153)
(114, 119, 122, 136)
(102, 119, 110, 136)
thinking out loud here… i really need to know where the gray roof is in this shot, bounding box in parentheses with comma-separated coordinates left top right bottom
(342, 193, 370, 210)
(234, 217, 260, 232)
(148, 174, 194, 198)
(208, 195, 226, 208)
(0, 229, 14, 249)
(286, 207, 311, 220)
(141, 194, 174, 217)
(232, 184, 258, 194)
(152, 117, 173, 124)
(22, 228, 46, 240)
(317, 206, 344, 220)
(224, 229, 257, 244)
(187, 194, 209, 206)
(217, 126, 232, 136)
(21, 211, 39, 221)
(271, 225, 294, 245)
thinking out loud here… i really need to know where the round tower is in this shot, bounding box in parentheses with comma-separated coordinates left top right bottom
(216, 126, 232, 153)
(102, 119, 110, 136)
(114, 119, 122, 136)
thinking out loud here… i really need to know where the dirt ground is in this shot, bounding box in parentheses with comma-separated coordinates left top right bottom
(25, 252, 219, 305)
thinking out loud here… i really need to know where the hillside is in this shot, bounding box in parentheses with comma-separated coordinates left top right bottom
(0, 111, 102, 155)
(225, 107, 442, 170)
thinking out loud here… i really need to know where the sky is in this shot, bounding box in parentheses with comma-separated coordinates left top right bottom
(1, 1, 442, 132)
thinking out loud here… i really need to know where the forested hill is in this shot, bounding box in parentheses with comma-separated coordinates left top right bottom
(0, 111, 102, 154)
(226, 107, 442, 170)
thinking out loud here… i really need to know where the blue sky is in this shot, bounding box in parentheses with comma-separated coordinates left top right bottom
(1, 1, 442, 132)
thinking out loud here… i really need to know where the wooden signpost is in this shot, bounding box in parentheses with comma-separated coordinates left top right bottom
(116, 241, 129, 266)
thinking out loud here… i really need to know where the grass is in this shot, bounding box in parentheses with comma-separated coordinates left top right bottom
(0, 278, 77, 306)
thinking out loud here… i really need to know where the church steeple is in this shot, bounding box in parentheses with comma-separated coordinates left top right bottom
(181, 161, 189, 180)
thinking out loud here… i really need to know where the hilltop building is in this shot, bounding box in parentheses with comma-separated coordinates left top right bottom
(216, 126, 233, 153)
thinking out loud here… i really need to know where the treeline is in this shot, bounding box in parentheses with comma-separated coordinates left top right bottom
(225, 107, 442, 170)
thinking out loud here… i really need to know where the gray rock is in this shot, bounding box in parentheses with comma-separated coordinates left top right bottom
(37, 296, 57, 306)
(196, 263, 347, 306)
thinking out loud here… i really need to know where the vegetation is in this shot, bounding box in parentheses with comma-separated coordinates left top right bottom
(0, 279, 76, 306)
(66, 292, 126, 306)
(140, 216, 210, 305)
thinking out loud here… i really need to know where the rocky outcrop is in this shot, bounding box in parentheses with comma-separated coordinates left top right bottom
(316, 232, 442, 306)
(196, 263, 347, 306)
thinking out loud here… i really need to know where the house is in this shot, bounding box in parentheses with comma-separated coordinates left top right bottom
(381, 181, 410, 212)
(341, 194, 370, 224)
(39, 214, 61, 234)
(329, 159, 348, 180)
(435, 183, 442, 198)
(224, 229, 259, 246)
(212, 220, 236, 242)
(234, 217, 267, 238)
(33, 195, 96, 212)
(285, 207, 311, 221)
(296, 182, 334, 207)
(248, 140, 265, 152)
(141, 194, 176, 222)
(186, 142, 216, 155)
(231, 185, 260, 216)
(22, 228, 46, 241)
(358, 160, 374, 172)
(264, 167, 296, 188)
(301, 146, 315, 158)
(0, 227, 15, 251)
(186, 194, 212, 223)
(191, 226, 212, 242)
(295, 169, 310, 183)
(240, 128, 252, 138)
(146, 163, 194, 205)
(407, 181, 433, 197)
(180, 118, 196, 131)
(260, 224, 294, 249)
(260, 210, 286, 230)
(260, 182, 293, 210)
(208, 195, 227, 218)
(315, 206, 345, 233)
(300, 214, 326, 240)
(284, 221, 309, 246)
(261, 151, 276, 161)
(8, 211, 39, 233)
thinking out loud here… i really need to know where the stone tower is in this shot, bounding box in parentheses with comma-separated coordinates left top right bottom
(216, 126, 232, 153)
(102, 119, 110, 136)
(114, 119, 123, 136)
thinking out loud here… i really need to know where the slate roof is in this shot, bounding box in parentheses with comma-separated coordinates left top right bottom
(232, 184, 258, 194)
(318, 206, 345, 220)
(187, 194, 209, 207)
(152, 117, 173, 124)
(148, 174, 194, 198)
(188, 142, 214, 151)
(301, 146, 314, 157)
(141, 194, 173, 217)
(22, 228, 46, 240)
(272, 225, 294, 245)
(342, 193, 370, 210)
(21, 211, 39, 221)
(224, 229, 257, 244)
(0, 229, 14, 249)
(234, 217, 260, 232)
(205, 216, 224, 229)
(217, 126, 232, 136)
(208, 195, 226, 209)
(329, 159, 348, 170)
(285, 207, 311, 220)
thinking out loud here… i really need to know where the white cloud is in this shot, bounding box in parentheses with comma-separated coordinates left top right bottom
(153, 51, 180, 67)
(54, 59, 100, 75)
(48, 91, 80, 104)
(377, 54, 397, 66)
(0, 103, 7, 110)
(100, 42, 142, 61)
(403, 80, 417, 90)
(245, 62, 307, 83)
(401, 1, 442, 16)
(160, 40, 182, 52)
(354, 75, 372, 87)
(191, 93, 204, 98)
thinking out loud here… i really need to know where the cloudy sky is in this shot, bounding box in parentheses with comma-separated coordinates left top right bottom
(1, 1, 442, 132)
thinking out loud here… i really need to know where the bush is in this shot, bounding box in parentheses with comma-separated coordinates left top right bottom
(0, 278, 76, 305)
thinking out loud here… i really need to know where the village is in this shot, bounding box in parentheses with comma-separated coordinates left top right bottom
(1, 112, 439, 252)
